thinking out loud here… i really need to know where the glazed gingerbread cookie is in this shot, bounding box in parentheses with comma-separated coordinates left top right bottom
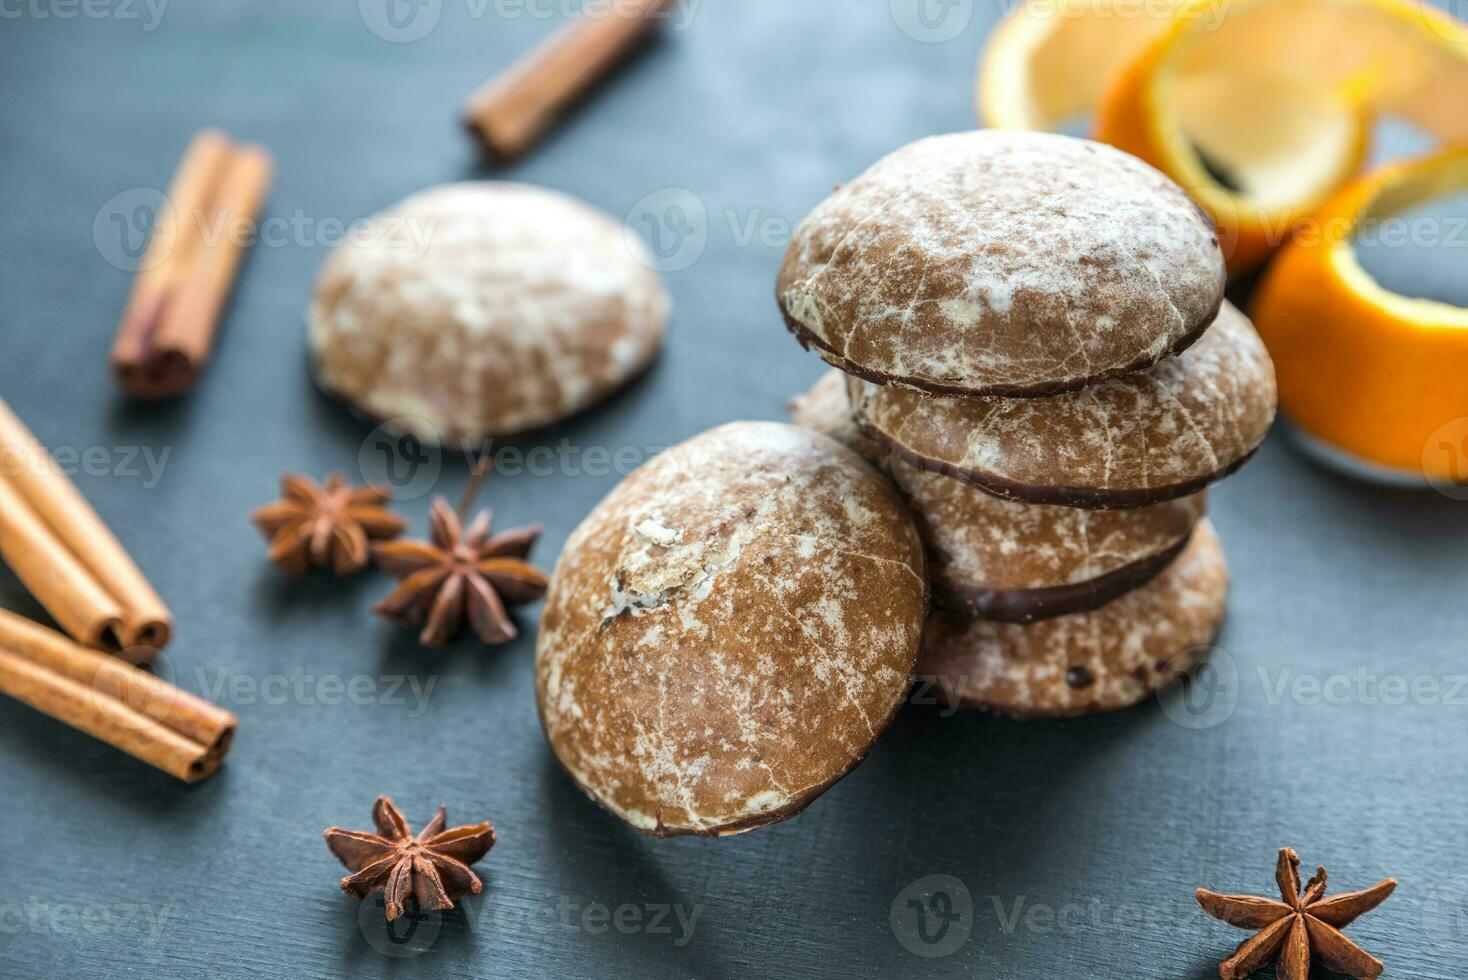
(921, 519, 1228, 718)
(850, 302, 1277, 508)
(536, 422, 926, 836)
(310, 182, 669, 443)
(779, 131, 1225, 397)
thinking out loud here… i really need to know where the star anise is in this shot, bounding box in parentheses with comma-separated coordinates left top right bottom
(1196, 848, 1397, 980)
(372, 497, 549, 647)
(324, 796, 496, 922)
(251, 473, 409, 575)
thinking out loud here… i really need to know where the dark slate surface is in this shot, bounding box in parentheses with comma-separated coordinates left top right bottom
(2, 2, 1468, 978)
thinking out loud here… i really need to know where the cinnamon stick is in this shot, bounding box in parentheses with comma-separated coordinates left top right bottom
(0, 475, 125, 651)
(0, 611, 235, 783)
(110, 131, 231, 388)
(0, 395, 172, 656)
(0, 609, 233, 753)
(463, 0, 675, 161)
(110, 131, 273, 399)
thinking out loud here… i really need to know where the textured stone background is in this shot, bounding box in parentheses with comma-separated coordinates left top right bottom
(2, 1, 1466, 977)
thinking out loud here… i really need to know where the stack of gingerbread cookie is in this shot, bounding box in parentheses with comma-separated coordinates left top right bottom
(781, 130, 1277, 719)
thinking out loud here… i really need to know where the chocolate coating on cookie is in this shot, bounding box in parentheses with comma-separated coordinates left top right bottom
(889, 458, 1205, 622)
(310, 182, 669, 444)
(778, 131, 1225, 397)
(921, 520, 1228, 718)
(851, 303, 1277, 508)
(535, 422, 927, 836)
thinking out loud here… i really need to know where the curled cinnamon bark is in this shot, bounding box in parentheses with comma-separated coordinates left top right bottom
(463, 0, 675, 161)
(0, 396, 171, 656)
(110, 130, 273, 399)
(0, 610, 235, 783)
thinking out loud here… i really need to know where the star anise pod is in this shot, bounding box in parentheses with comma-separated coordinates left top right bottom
(324, 796, 496, 922)
(251, 473, 408, 575)
(372, 497, 549, 647)
(1196, 848, 1396, 980)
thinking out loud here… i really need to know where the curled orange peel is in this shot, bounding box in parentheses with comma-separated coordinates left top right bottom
(977, 0, 1186, 132)
(1093, 0, 1468, 274)
(1251, 147, 1468, 480)
(980, 0, 1468, 275)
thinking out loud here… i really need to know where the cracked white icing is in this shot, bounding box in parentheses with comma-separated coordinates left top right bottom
(788, 369, 1204, 599)
(851, 302, 1277, 500)
(309, 182, 670, 443)
(778, 131, 1225, 394)
(889, 457, 1204, 597)
(921, 520, 1228, 718)
(788, 369, 1203, 601)
(535, 422, 926, 836)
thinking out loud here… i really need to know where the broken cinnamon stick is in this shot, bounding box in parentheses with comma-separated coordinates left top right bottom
(0, 395, 171, 656)
(0, 610, 235, 783)
(110, 130, 273, 399)
(463, 0, 675, 161)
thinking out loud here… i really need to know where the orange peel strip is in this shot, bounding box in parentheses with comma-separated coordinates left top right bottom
(1251, 147, 1468, 480)
(1094, 0, 1468, 275)
(977, 0, 1185, 132)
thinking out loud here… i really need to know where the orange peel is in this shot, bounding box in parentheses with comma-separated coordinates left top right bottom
(1094, 0, 1468, 274)
(1251, 147, 1468, 481)
(977, 0, 1185, 132)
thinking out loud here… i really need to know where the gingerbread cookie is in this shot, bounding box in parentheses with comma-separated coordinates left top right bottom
(921, 519, 1228, 718)
(310, 182, 669, 443)
(851, 303, 1277, 508)
(779, 131, 1224, 396)
(536, 422, 927, 836)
